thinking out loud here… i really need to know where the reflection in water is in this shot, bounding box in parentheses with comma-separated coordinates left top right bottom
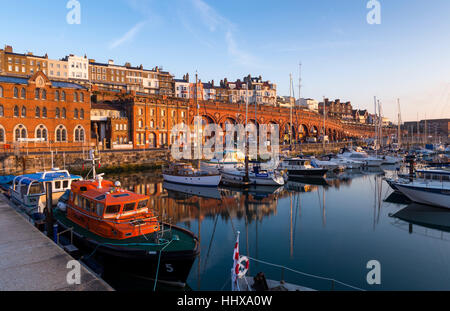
(106, 166, 450, 291)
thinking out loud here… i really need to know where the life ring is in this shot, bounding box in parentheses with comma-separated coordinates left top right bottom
(235, 256, 250, 278)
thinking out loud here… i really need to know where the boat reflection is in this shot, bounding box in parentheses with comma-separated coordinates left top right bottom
(163, 182, 222, 200)
(391, 203, 450, 234)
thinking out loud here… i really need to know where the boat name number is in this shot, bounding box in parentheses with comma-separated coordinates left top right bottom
(166, 264, 174, 273)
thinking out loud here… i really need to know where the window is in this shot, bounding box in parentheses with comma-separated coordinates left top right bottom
(80, 92, 84, 102)
(123, 203, 136, 213)
(55, 90, 60, 101)
(74, 108, 79, 119)
(14, 106, 19, 117)
(0, 105, 3, 117)
(62, 108, 66, 119)
(55, 181, 61, 189)
(61, 91, 66, 101)
(105, 205, 121, 215)
(80, 109, 84, 119)
(35, 106, 40, 118)
(0, 127, 5, 143)
(56, 125, 67, 142)
(20, 88, 26, 99)
(42, 89, 46, 100)
(74, 92, 78, 102)
(63, 180, 69, 188)
(138, 120, 143, 128)
(55, 107, 60, 118)
(137, 199, 148, 210)
(14, 87, 18, 98)
(14, 124, 27, 142)
(96, 203, 104, 217)
(21, 106, 26, 117)
(35, 89, 40, 100)
(74, 125, 85, 142)
(0, 86, 3, 97)
(35, 125, 48, 141)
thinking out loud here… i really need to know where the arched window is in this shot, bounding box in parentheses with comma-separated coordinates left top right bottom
(13, 87, 18, 98)
(55, 90, 60, 101)
(74, 125, 85, 142)
(14, 124, 27, 142)
(161, 120, 166, 129)
(62, 108, 66, 119)
(55, 125, 67, 142)
(138, 119, 143, 128)
(35, 107, 40, 118)
(35, 88, 40, 100)
(42, 89, 47, 100)
(61, 91, 66, 102)
(0, 126, 5, 143)
(55, 107, 60, 118)
(0, 105, 4, 117)
(35, 125, 48, 142)
(42, 107, 47, 118)
(80, 109, 84, 120)
(74, 108, 79, 119)
(74, 92, 78, 102)
(20, 88, 26, 99)
(0, 86, 3, 98)
(21, 106, 26, 117)
(80, 92, 84, 102)
(14, 105, 19, 117)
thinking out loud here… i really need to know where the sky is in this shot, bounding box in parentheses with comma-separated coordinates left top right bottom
(0, 0, 449, 122)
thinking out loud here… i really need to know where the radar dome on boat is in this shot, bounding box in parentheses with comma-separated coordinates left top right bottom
(115, 181, 121, 187)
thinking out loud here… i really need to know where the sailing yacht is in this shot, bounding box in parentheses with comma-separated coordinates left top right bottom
(162, 163, 222, 187)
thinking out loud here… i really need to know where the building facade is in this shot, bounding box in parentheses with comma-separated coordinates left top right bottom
(0, 72, 90, 151)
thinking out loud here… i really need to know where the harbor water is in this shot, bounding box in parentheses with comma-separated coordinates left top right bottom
(103, 167, 450, 291)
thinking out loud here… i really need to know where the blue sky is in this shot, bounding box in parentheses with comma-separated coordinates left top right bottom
(1, 0, 449, 121)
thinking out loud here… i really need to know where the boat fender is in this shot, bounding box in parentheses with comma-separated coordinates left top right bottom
(235, 256, 250, 278)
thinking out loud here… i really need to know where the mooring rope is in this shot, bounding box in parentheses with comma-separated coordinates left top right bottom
(247, 256, 365, 291)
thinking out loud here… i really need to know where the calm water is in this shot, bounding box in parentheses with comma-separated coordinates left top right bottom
(107, 168, 450, 291)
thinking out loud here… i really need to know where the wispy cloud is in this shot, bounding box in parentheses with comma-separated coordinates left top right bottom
(186, 0, 257, 67)
(109, 21, 146, 49)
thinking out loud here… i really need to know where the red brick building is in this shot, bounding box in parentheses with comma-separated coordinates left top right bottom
(0, 71, 91, 151)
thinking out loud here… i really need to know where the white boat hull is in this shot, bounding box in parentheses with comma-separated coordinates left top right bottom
(162, 174, 221, 187)
(395, 183, 450, 209)
(221, 170, 285, 186)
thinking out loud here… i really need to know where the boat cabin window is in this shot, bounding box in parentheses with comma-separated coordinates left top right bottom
(123, 202, 136, 213)
(55, 181, 61, 190)
(29, 183, 44, 195)
(105, 204, 121, 216)
(63, 180, 69, 188)
(138, 199, 148, 210)
(96, 203, 104, 217)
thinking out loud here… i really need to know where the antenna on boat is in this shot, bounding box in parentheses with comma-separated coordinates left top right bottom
(86, 148, 101, 180)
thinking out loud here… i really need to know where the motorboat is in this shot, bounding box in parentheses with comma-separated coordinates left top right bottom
(328, 156, 364, 169)
(220, 162, 285, 186)
(163, 163, 221, 187)
(54, 165, 199, 287)
(200, 150, 245, 173)
(310, 157, 343, 172)
(380, 155, 402, 165)
(392, 180, 450, 209)
(280, 158, 328, 179)
(10, 168, 82, 218)
(338, 148, 382, 167)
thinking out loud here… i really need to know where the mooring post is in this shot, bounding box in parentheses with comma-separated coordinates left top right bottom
(45, 181, 54, 240)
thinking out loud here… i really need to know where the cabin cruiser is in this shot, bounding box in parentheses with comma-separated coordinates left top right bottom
(380, 154, 402, 165)
(338, 148, 382, 167)
(10, 168, 82, 218)
(200, 150, 245, 173)
(392, 180, 450, 209)
(310, 157, 343, 172)
(220, 162, 285, 186)
(328, 155, 364, 169)
(163, 163, 221, 187)
(280, 158, 328, 179)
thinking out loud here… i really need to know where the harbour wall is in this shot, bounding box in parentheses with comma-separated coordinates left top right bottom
(0, 149, 170, 175)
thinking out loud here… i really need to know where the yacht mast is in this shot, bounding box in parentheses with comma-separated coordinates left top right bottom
(244, 82, 249, 182)
(196, 72, 201, 168)
(289, 73, 293, 146)
(323, 96, 326, 152)
(397, 98, 402, 149)
(374, 96, 378, 156)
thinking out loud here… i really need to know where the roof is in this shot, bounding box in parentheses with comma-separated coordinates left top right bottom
(91, 102, 124, 111)
(0, 75, 86, 90)
(14, 171, 81, 185)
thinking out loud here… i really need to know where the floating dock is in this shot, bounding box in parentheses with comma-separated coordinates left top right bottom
(0, 195, 113, 291)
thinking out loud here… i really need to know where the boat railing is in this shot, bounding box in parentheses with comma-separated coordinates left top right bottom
(246, 256, 365, 291)
(57, 226, 74, 246)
